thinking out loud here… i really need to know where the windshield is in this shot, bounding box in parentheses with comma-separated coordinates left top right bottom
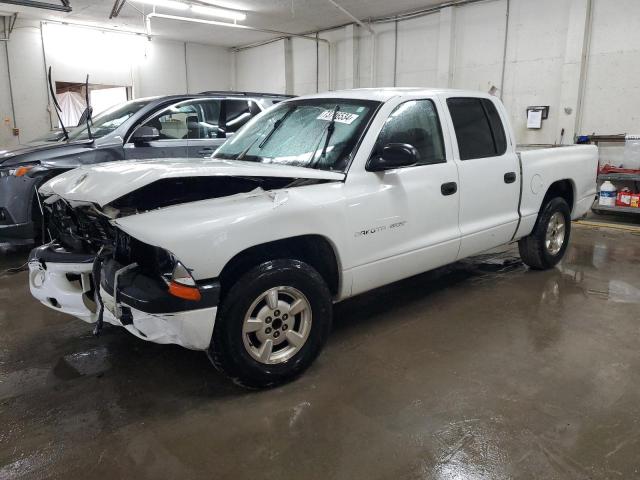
(213, 99, 379, 172)
(66, 99, 151, 141)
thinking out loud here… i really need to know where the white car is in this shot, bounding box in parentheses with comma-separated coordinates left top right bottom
(28, 88, 598, 388)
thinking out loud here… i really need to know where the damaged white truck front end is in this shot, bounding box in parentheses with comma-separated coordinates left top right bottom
(29, 158, 345, 351)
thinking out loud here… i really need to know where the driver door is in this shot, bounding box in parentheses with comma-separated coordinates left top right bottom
(346, 98, 461, 296)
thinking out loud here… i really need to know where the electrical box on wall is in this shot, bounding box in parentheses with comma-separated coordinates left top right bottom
(526, 106, 549, 129)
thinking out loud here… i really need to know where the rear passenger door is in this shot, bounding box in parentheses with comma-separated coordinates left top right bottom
(443, 96, 520, 258)
(188, 99, 261, 158)
(181, 98, 225, 158)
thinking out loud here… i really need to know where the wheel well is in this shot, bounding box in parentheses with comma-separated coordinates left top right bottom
(218, 235, 340, 299)
(542, 180, 574, 212)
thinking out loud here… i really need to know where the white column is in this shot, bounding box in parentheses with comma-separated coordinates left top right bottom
(284, 37, 294, 95)
(558, 0, 592, 142)
(436, 6, 455, 88)
(6, 19, 51, 142)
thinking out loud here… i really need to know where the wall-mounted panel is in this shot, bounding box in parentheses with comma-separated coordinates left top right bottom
(581, 0, 640, 135)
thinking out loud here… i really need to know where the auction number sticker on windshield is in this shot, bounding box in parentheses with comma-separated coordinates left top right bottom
(317, 110, 360, 124)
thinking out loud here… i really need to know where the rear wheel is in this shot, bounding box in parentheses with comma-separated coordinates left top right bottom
(208, 259, 332, 389)
(518, 197, 571, 270)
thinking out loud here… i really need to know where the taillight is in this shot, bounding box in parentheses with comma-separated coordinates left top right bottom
(168, 261, 201, 301)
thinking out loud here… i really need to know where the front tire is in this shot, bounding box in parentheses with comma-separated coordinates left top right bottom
(208, 259, 332, 389)
(518, 197, 571, 270)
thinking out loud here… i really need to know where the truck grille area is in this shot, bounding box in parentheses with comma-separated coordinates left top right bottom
(43, 198, 174, 281)
(44, 199, 116, 253)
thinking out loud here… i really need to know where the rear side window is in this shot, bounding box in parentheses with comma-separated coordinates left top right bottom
(376, 99, 446, 166)
(447, 97, 507, 160)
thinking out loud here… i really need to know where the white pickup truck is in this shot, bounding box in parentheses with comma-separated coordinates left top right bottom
(28, 88, 598, 388)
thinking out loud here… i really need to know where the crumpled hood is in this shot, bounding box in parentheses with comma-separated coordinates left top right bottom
(40, 158, 345, 206)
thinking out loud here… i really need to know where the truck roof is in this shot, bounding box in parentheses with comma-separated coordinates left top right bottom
(295, 87, 495, 102)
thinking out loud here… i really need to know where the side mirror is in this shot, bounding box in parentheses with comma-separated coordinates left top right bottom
(131, 125, 160, 144)
(367, 143, 419, 172)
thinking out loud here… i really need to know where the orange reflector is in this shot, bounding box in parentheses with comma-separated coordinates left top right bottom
(14, 166, 33, 177)
(169, 281, 201, 301)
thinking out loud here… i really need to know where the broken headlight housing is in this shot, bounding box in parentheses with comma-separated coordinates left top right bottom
(114, 230, 201, 301)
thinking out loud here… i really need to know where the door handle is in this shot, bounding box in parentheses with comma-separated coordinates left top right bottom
(441, 182, 458, 196)
(504, 172, 517, 184)
(198, 147, 214, 156)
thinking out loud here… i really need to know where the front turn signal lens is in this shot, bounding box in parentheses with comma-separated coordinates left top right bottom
(169, 281, 202, 301)
(168, 261, 201, 301)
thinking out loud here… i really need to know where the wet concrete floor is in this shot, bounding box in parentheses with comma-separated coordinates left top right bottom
(1, 225, 640, 479)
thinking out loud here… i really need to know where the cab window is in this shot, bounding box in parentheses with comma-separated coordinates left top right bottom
(375, 99, 446, 165)
(446, 97, 507, 160)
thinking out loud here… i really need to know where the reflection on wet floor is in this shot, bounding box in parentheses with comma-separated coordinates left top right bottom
(1, 227, 640, 479)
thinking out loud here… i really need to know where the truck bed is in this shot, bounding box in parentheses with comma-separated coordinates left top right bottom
(515, 144, 599, 239)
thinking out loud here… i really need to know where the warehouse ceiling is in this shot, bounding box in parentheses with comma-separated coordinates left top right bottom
(0, 0, 446, 46)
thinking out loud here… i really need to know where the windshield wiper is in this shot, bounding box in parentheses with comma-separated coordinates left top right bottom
(235, 105, 297, 160)
(320, 105, 340, 159)
(309, 104, 340, 168)
(258, 105, 297, 149)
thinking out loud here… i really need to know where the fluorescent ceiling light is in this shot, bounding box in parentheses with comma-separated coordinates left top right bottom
(190, 5, 246, 21)
(132, 0, 189, 10)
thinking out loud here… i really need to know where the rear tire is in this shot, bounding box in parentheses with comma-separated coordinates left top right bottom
(518, 197, 571, 270)
(208, 259, 332, 389)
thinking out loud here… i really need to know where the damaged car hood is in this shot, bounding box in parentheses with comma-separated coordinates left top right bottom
(40, 158, 346, 206)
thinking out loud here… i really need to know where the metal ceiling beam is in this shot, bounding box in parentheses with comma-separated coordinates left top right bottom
(109, 0, 126, 19)
(325, 0, 373, 34)
(0, 0, 71, 12)
(148, 12, 331, 44)
(1, 12, 17, 40)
